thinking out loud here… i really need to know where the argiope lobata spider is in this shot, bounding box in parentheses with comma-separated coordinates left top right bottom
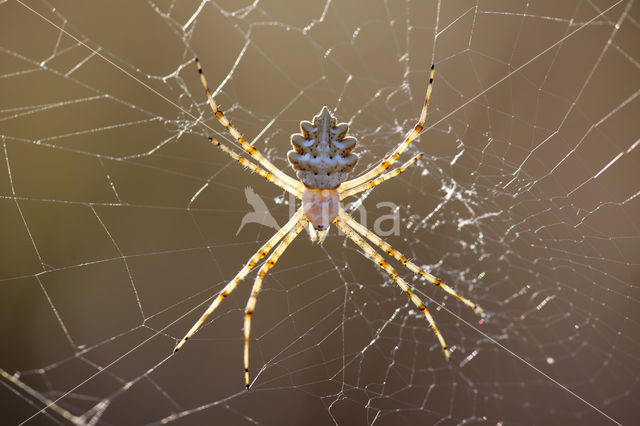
(174, 58, 484, 389)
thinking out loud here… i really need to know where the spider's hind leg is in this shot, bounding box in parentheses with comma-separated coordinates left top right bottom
(195, 57, 303, 196)
(209, 137, 302, 197)
(340, 64, 435, 192)
(339, 152, 423, 199)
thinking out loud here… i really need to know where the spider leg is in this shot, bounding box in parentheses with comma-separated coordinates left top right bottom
(174, 209, 305, 352)
(340, 64, 434, 192)
(339, 153, 423, 200)
(244, 215, 307, 389)
(339, 211, 483, 314)
(196, 58, 303, 195)
(334, 215, 451, 360)
(209, 137, 302, 197)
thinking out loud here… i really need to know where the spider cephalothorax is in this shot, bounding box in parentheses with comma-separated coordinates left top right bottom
(287, 107, 358, 231)
(177, 59, 483, 390)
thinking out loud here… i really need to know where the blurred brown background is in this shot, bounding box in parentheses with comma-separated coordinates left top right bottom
(0, 0, 638, 424)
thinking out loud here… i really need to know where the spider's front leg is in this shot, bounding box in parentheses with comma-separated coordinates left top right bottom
(174, 209, 305, 353)
(334, 215, 451, 360)
(243, 215, 307, 389)
(339, 211, 483, 314)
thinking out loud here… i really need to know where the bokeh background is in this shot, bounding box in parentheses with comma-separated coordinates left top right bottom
(0, 0, 638, 424)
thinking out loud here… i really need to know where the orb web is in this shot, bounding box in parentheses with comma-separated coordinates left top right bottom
(0, 0, 637, 424)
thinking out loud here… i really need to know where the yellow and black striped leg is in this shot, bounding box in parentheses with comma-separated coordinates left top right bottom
(209, 137, 302, 198)
(339, 211, 483, 314)
(340, 153, 423, 199)
(196, 58, 303, 193)
(334, 215, 451, 360)
(243, 216, 307, 389)
(174, 209, 305, 352)
(341, 64, 435, 191)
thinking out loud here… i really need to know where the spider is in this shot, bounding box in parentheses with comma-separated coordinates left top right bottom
(174, 58, 483, 389)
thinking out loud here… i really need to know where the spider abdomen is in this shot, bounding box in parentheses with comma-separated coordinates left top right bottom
(288, 107, 358, 189)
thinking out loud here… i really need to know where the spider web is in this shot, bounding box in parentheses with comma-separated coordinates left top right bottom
(1, 0, 638, 424)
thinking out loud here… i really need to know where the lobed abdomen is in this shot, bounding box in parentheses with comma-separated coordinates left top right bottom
(287, 107, 358, 189)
